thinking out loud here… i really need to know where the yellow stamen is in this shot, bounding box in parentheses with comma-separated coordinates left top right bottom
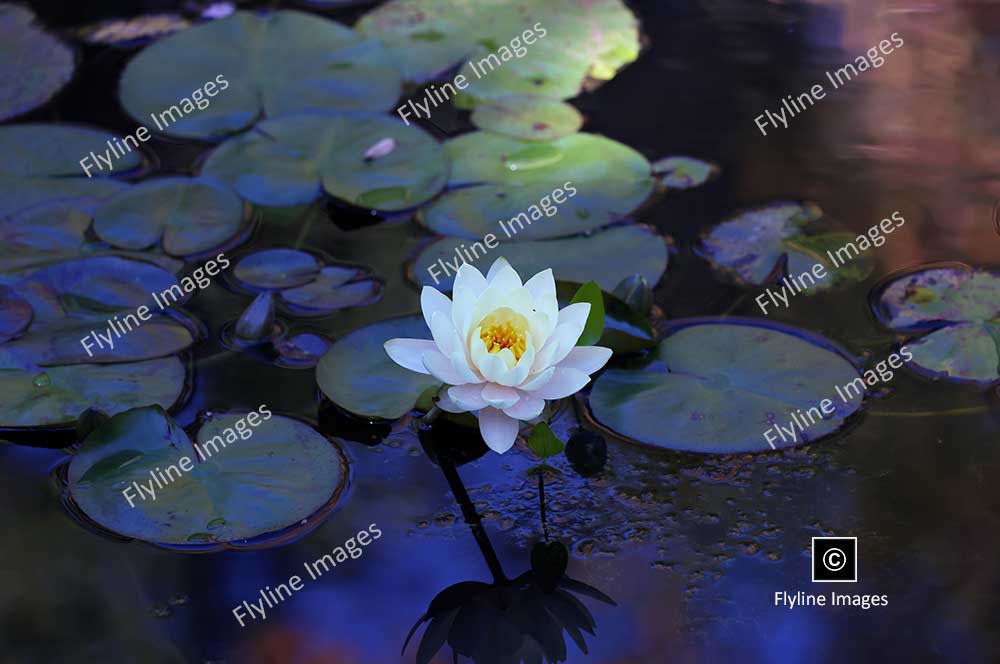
(478, 307, 529, 361)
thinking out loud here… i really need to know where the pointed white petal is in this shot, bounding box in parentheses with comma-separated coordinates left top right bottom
(519, 366, 555, 391)
(558, 302, 591, 329)
(421, 287, 452, 331)
(503, 393, 545, 420)
(384, 339, 436, 374)
(543, 322, 586, 368)
(481, 383, 520, 409)
(450, 350, 483, 383)
(531, 367, 591, 400)
(454, 261, 487, 294)
(485, 257, 523, 292)
(524, 268, 558, 324)
(448, 383, 488, 410)
(422, 351, 466, 385)
(557, 346, 613, 375)
(478, 407, 519, 454)
(429, 311, 459, 355)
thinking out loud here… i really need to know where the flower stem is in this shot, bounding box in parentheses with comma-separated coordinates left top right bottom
(538, 467, 549, 542)
(437, 451, 507, 584)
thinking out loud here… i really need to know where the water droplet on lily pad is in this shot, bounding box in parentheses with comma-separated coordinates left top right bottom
(32, 372, 50, 387)
(187, 532, 219, 543)
(206, 517, 227, 530)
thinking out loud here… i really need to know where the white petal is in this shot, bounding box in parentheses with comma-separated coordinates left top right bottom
(486, 257, 522, 290)
(503, 335, 535, 387)
(481, 383, 520, 409)
(452, 264, 487, 336)
(531, 367, 592, 400)
(524, 268, 558, 325)
(429, 311, 459, 355)
(450, 350, 483, 383)
(531, 335, 561, 373)
(478, 407, 519, 454)
(436, 391, 468, 413)
(470, 331, 509, 383)
(421, 287, 452, 331)
(558, 302, 591, 330)
(519, 366, 554, 391)
(448, 384, 487, 410)
(454, 261, 487, 294)
(557, 346, 613, 375)
(541, 322, 585, 368)
(503, 392, 544, 420)
(422, 351, 466, 385)
(384, 339, 436, 374)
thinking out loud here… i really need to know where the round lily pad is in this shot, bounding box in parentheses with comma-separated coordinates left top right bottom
(874, 265, 1000, 384)
(316, 315, 441, 420)
(411, 224, 667, 292)
(0, 286, 31, 343)
(357, 0, 640, 100)
(589, 320, 864, 452)
(119, 10, 402, 139)
(92, 178, 247, 257)
(0, 4, 74, 121)
(471, 96, 583, 141)
(67, 407, 348, 546)
(0, 357, 187, 429)
(418, 132, 653, 240)
(280, 266, 382, 315)
(652, 156, 719, 190)
(233, 249, 322, 290)
(698, 202, 874, 292)
(202, 112, 449, 209)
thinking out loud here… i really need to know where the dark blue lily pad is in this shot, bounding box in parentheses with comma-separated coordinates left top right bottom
(0, 5, 74, 121)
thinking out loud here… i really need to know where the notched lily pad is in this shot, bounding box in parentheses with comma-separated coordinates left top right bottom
(120, 10, 402, 138)
(93, 177, 248, 258)
(589, 319, 864, 452)
(316, 315, 441, 420)
(202, 112, 449, 209)
(280, 266, 382, 316)
(874, 265, 1000, 384)
(411, 224, 668, 293)
(419, 132, 653, 240)
(67, 406, 348, 547)
(471, 96, 583, 141)
(0, 4, 74, 121)
(233, 249, 321, 290)
(699, 202, 874, 292)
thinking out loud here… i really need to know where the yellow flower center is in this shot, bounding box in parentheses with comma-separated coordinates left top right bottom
(478, 307, 529, 361)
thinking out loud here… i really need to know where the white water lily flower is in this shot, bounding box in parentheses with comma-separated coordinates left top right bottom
(385, 257, 612, 454)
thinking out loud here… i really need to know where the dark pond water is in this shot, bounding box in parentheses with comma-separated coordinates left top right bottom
(3, 0, 1000, 662)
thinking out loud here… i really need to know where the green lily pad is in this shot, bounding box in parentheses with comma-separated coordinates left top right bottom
(471, 96, 583, 141)
(699, 202, 874, 292)
(233, 249, 322, 290)
(357, 0, 640, 102)
(0, 4, 74, 121)
(589, 320, 864, 452)
(0, 124, 143, 217)
(280, 267, 382, 315)
(411, 224, 667, 292)
(202, 112, 449, 209)
(119, 10, 402, 139)
(92, 178, 247, 257)
(556, 281, 656, 354)
(652, 156, 719, 190)
(316, 315, 441, 419)
(67, 407, 347, 546)
(419, 132, 652, 240)
(874, 265, 1000, 384)
(0, 357, 187, 429)
(0, 286, 32, 343)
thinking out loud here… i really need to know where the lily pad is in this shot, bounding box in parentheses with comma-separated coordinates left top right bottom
(698, 202, 874, 292)
(419, 132, 653, 240)
(471, 96, 583, 141)
(280, 267, 382, 315)
(357, 0, 640, 101)
(233, 249, 322, 290)
(92, 178, 247, 257)
(0, 124, 142, 217)
(316, 315, 441, 419)
(874, 265, 1000, 384)
(589, 320, 864, 452)
(0, 4, 74, 121)
(652, 156, 719, 190)
(412, 224, 667, 292)
(0, 286, 32, 342)
(119, 10, 402, 139)
(67, 407, 347, 546)
(0, 357, 187, 429)
(202, 112, 449, 209)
